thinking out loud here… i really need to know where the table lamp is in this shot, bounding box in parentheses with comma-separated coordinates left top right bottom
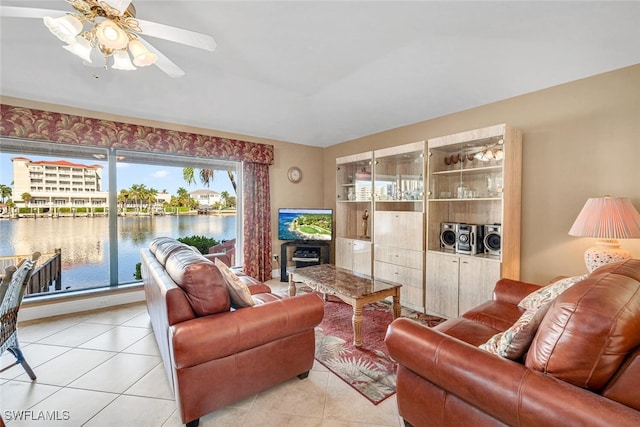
(569, 196, 640, 272)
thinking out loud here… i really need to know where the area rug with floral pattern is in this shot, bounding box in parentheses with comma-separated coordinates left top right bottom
(313, 292, 445, 405)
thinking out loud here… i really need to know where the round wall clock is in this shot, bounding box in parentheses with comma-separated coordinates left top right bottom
(287, 166, 302, 183)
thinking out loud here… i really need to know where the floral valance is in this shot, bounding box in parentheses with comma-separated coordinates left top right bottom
(0, 104, 274, 165)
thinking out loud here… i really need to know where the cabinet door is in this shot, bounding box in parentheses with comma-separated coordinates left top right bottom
(335, 237, 353, 270)
(458, 257, 501, 314)
(425, 252, 459, 318)
(352, 240, 372, 275)
(375, 211, 423, 250)
(374, 246, 423, 270)
(375, 260, 423, 310)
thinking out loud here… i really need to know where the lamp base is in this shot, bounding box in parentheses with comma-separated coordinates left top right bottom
(584, 240, 631, 272)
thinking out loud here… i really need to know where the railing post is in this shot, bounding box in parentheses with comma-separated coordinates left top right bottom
(54, 248, 62, 291)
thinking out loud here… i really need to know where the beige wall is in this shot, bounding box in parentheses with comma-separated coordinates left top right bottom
(324, 64, 640, 283)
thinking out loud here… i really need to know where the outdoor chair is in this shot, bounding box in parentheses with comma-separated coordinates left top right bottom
(0, 252, 40, 380)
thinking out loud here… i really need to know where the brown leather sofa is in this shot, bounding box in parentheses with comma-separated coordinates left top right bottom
(385, 259, 640, 427)
(141, 237, 324, 427)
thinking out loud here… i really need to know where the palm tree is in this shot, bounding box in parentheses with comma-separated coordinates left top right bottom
(0, 184, 11, 203)
(21, 192, 32, 205)
(117, 189, 130, 214)
(143, 187, 158, 212)
(176, 187, 190, 207)
(183, 168, 237, 193)
(220, 191, 230, 208)
(129, 184, 146, 213)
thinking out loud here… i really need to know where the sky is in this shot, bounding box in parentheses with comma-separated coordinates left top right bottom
(0, 153, 236, 197)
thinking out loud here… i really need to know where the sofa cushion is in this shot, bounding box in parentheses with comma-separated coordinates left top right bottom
(462, 300, 524, 331)
(526, 259, 640, 390)
(150, 237, 197, 266)
(479, 302, 551, 359)
(215, 258, 255, 308)
(165, 249, 230, 316)
(518, 275, 586, 310)
(434, 317, 503, 347)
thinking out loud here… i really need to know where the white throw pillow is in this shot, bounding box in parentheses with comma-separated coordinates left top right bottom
(214, 258, 255, 308)
(518, 275, 587, 311)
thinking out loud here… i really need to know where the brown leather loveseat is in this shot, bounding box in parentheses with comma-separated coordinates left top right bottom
(385, 259, 640, 427)
(141, 237, 324, 427)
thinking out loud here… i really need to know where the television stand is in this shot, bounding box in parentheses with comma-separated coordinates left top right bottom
(280, 241, 330, 282)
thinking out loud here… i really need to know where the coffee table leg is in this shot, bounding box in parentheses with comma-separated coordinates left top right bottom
(288, 273, 296, 297)
(392, 291, 401, 319)
(353, 303, 363, 347)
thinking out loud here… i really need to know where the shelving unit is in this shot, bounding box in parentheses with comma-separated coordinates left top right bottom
(335, 152, 373, 275)
(425, 124, 522, 318)
(372, 142, 425, 311)
(333, 126, 521, 317)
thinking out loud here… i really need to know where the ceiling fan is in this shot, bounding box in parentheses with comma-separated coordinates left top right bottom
(1, 0, 216, 78)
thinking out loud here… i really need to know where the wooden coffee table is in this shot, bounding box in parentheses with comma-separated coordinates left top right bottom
(289, 264, 402, 347)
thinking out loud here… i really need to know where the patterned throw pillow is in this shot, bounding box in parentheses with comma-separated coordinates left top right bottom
(518, 275, 587, 310)
(214, 258, 255, 308)
(479, 303, 551, 359)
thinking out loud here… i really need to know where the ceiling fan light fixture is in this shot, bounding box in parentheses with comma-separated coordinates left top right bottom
(43, 15, 83, 45)
(96, 19, 129, 49)
(63, 35, 93, 63)
(102, 0, 133, 16)
(128, 39, 157, 66)
(112, 49, 136, 70)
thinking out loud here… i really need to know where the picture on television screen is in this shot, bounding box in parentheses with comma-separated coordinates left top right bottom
(278, 208, 333, 241)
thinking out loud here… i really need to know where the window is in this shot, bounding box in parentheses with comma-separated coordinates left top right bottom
(0, 139, 241, 297)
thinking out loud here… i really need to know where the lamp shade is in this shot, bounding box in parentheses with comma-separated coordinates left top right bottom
(569, 196, 640, 272)
(96, 19, 129, 49)
(62, 36, 93, 63)
(102, 0, 133, 15)
(128, 39, 157, 66)
(43, 15, 83, 45)
(569, 197, 640, 239)
(112, 49, 136, 70)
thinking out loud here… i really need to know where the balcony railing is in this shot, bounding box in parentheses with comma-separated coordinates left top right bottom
(0, 249, 62, 295)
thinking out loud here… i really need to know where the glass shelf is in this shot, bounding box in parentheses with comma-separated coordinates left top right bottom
(428, 197, 502, 202)
(431, 165, 502, 176)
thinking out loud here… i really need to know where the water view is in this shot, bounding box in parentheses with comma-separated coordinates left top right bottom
(0, 214, 236, 294)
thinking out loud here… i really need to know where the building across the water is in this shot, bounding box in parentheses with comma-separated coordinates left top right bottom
(190, 189, 222, 207)
(11, 157, 108, 210)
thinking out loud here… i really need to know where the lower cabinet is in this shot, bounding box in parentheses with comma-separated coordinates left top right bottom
(425, 252, 500, 318)
(335, 237, 372, 276)
(374, 245, 424, 311)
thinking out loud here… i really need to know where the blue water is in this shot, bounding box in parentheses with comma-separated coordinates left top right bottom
(0, 215, 236, 293)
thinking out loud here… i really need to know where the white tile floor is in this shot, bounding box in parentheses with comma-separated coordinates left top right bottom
(1, 280, 403, 426)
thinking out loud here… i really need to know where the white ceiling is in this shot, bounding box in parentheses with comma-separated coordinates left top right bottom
(1, 1, 639, 147)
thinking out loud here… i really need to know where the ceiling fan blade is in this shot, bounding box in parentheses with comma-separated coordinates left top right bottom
(137, 36, 185, 78)
(0, 6, 66, 19)
(136, 18, 216, 52)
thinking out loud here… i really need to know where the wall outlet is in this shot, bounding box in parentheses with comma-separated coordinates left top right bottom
(272, 254, 279, 262)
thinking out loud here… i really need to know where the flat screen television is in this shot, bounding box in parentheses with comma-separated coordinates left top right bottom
(278, 208, 333, 241)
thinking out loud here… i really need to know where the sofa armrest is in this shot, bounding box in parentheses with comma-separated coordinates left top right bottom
(204, 253, 231, 267)
(171, 292, 324, 369)
(492, 278, 542, 305)
(385, 318, 640, 427)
